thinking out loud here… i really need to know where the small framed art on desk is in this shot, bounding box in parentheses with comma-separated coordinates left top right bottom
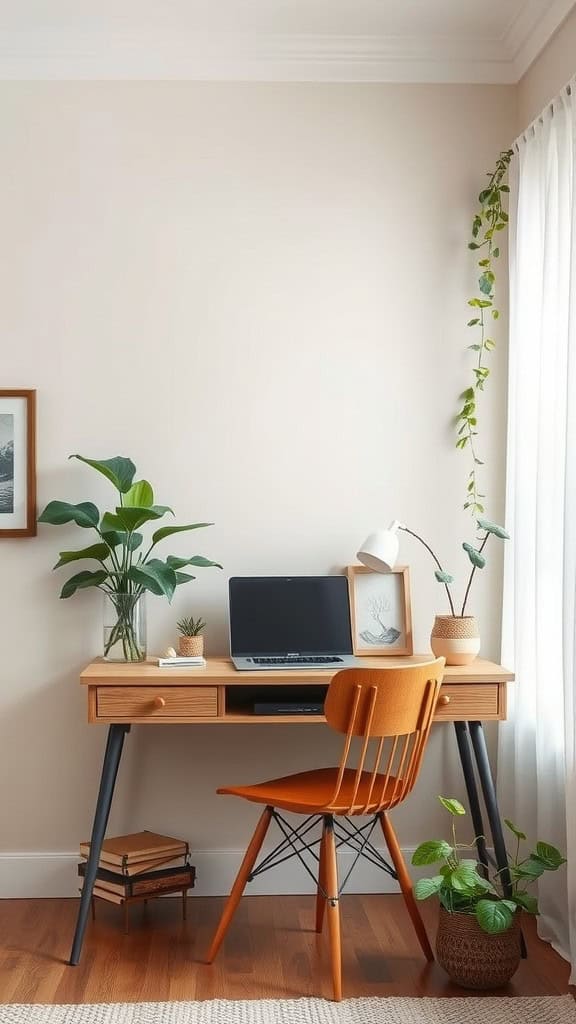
(346, 564, 413, 656)
(0, 389, 36, 537)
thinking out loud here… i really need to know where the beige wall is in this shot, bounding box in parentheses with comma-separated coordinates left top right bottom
(518, 6, 576, 130)
(0, 82, 516, 890)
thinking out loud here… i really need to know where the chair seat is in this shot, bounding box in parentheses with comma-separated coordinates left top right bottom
(218, 766, 401, 814)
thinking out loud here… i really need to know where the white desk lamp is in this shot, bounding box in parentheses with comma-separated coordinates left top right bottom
(356, 520, 482, 663)
(356, 520, 455, 610)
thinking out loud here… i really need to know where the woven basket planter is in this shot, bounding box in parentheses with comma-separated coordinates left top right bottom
(430, 614, 480, 666)
(178, 636, 204, 657)
(436, 906, 521, 989)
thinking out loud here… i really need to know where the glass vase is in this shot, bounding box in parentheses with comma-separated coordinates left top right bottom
(103, 592, 147, 662)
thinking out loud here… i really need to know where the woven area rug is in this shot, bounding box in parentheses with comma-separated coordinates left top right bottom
(1, 997, 575, 1024)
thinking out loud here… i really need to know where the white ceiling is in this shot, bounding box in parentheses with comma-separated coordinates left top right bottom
(0, 0, 574, 82)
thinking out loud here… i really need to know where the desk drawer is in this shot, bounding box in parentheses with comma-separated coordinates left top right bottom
(95, 686, 218, 722)
(434, 683, 502, 721)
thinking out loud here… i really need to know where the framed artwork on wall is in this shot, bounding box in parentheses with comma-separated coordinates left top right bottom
(346, 564, 413, 656)
(0, 389, 36, 537)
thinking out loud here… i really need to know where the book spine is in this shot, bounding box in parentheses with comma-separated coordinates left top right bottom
(131, 870, 195, 896)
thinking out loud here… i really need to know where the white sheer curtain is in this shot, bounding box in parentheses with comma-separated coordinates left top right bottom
(499, 79, 576, 977)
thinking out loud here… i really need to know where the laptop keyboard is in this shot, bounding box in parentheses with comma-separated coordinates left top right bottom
(252, 656, 344, 665)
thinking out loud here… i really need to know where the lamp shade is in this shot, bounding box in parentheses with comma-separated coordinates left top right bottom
(356, 525, 400, 572)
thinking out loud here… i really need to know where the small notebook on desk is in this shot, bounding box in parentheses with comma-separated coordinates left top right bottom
(156, 656, 206, 667)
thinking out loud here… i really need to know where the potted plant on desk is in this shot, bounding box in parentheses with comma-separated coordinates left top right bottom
(38, 455, 221, 662)
(412, 796, 565, 989)
(177, 614, 206, 657)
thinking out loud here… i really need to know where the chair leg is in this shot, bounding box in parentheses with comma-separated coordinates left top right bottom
(315, 819, 328, 934)
(379, 812, 433, 962)
(205, 805, 273, 963)
(324, 816, 342, 1002)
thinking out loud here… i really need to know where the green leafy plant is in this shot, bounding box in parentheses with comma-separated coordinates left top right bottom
(38, 455, 222, 660)
(403, 517, 508, 616)
(412, 797, 565, 935)
(177, 615, 206, 637)
(456, 149, 514, 516)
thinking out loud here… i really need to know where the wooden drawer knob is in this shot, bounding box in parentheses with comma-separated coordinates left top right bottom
(153, 696, 166, 709)
(438, 694, 451, 706)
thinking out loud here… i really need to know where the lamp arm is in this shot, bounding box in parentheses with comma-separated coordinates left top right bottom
(400, 526, 456, 617)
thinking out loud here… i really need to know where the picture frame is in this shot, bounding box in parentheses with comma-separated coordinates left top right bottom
(0, 389, 36, 537)
(346, 564, 413, 656)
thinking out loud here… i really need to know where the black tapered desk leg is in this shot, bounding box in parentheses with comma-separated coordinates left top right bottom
(69, 723, 130, 966)
(468, 720, 527, 958)
(454, 721, 491, 877)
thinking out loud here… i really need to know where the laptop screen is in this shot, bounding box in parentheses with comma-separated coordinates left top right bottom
(229, 576, 353, 656)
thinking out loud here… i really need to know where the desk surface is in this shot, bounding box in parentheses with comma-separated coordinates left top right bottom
(81, 656, 513, 725)
(81, 655, 514, 685)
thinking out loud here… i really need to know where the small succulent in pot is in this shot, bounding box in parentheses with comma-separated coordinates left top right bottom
(176, 614, 206, 657)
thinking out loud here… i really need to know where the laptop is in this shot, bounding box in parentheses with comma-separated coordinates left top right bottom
(229, 576, 358, 670)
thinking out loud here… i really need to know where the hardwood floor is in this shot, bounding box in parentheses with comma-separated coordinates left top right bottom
(0, 895, 572, 1004)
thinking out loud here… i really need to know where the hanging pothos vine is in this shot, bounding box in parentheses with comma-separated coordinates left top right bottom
(456, 148, 514, 516)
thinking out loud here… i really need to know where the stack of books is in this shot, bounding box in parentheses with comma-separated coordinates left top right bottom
(79, 830, 195, 905)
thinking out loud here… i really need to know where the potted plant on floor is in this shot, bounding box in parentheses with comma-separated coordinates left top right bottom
(38, 455, 222, 662)
(177, 614, 206, 657)
(411, 796, 566, 989)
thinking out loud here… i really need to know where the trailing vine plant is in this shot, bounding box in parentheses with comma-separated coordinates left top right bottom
(456, 149, 514, 516)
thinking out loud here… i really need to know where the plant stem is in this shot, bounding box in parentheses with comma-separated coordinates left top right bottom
(401, 526, 456, 616)
(460, 532, 490, 616)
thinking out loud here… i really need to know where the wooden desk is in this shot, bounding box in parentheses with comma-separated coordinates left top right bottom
(70, 655, 514, 965)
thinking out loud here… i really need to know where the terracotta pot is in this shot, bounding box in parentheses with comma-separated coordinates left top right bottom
(436, 906, 521, 989)
(178, 635, 204, 657)
(430, 615, 480, 666)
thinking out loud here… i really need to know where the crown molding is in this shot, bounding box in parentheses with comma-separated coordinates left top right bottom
(0, 6, 574, 84)
(508, 0, 576, 79)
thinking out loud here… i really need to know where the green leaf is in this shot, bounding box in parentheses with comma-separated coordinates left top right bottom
(468, 242, 480, 250)
(102, 531, 143, 552)
(60, 569, 108, 599)
(151, 522, 213, 545)
(514, 857, 546, 879)
(492, 309, 500, 319)
(477, 518, 509, 539)
(123, 480, 154, 508)
(128, 559, 177, 601)
(175, 572, 196, 585)
(467, 318, 480, 326)
(411, 840, 453, 866)
(414, 877, 444, 900)
(69, 455, 136, 494)
(493, 247, 500, 257)
(514, 893, 538, 914)
(462, 541, 486, 568)
(451, 864, 486, 893)
(435, 570, 454, 584)
(479, 272, 495, 296)
(535, 842, 566, 870)
(475, 899, 515, 934)
(38, 500, 100, 529)
(112, 505, 173, 533)
(504, 818, 526, 840)
(166, 554, 222, 570)
(438, 797, 466, 816)
(54, 543, 110, 569)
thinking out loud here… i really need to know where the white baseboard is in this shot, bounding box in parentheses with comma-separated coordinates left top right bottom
(0, 847, 496, 899)
(0, 847, 428, 899)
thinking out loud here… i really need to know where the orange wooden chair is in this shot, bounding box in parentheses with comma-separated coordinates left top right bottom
(206, 659, 445, 1000)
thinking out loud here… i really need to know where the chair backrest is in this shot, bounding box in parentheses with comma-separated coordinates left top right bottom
(323, 659, 445, 814)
